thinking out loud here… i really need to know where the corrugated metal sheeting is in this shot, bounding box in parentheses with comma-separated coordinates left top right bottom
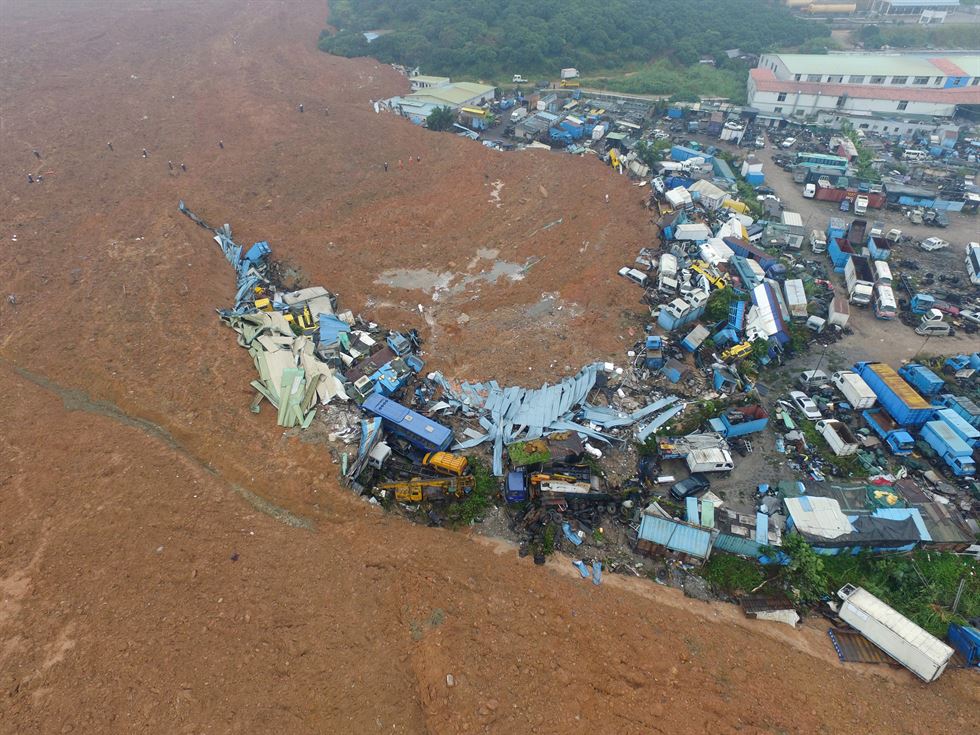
(637, 514, 713, 559)
(430, 365, 683, 475)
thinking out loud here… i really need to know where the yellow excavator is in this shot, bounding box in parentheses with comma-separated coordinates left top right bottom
(689, 260, 728, 290)
(377, 476, 475, 503)
(422, 452, 469, 477)
(721, 341, 754, 362)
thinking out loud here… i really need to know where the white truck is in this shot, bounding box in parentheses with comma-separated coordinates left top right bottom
(809, 229, 827, 254)
(836, 584, 954, 683)
(560, 67, 580, 80)
(831, 370, 876, 410)
(816, 419, 859, 456)
(967, 242, 980, 286)
(844, 255, 874, 305)
(872, 282, 897, 320)
(658, 253, 678, 294)
(854, 194, 869, 215)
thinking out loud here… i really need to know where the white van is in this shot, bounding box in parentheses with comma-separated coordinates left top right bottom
(915, 321, 952, 336)
(618, 267, 648, 288)
(803, 183, 816, 199)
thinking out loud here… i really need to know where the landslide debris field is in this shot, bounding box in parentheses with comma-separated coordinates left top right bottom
(0, 1, 976, 733)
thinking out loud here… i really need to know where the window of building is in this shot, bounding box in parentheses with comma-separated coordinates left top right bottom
(972, 78, 980, 86)
(914, 76, 929, 85)
(807, 74, 822, 82)
(897, 100, 909, 111)
(934, 77, 943, 85)
(870, 76, 885, 84)
(837, 96, 846, 106)
(777, 92, 787, 102)
(773, 106, 783, 113)
(794, 73, 801, 81)
(858, 123, 870, 129)
(891, 76, 908, 85)
(849, 75, 865, 84)
(827, 75, 843, 83)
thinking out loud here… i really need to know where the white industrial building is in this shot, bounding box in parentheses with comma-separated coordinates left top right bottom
(747, 53, 980, 133)
(868, 0, 960, 20)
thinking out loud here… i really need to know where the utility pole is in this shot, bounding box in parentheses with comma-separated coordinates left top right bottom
(951, 577, 966, 615)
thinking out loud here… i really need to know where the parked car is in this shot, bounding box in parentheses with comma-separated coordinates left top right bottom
(669, 473, 710, 500)
(934, 211, 949, 228)
(789, 390, 822, 420)
(959, 309, 980, 325)
(803, 183, 816, 199)
(754, 136, 765, 148)
(798, 370, 830, 390)
(780, 137, 797, 149)
(839, 199, 851, 213)
(920, 237, 950, 252)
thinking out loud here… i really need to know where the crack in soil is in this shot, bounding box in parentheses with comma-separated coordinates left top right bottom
(7, 362, 315, 531)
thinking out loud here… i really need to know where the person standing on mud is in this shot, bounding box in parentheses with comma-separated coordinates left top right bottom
(384, 162, 388, 172)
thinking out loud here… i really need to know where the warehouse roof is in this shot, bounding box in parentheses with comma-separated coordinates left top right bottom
(408, 82, 496, 107)
(750, 68, 980, 105)
(768, 53, 978, 78)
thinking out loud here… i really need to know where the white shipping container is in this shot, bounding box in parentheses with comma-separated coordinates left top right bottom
(828, 295, 850, 327)
(685, 447, 734, 473)
(837, 585, 954, 683)
(782, 278, 808, 321)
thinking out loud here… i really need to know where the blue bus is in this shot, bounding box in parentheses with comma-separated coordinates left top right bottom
(795, 152, 848, 173)
(361, 394, 453, 452)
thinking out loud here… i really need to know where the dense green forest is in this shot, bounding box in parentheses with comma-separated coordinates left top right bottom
(319, 0, 829, 87)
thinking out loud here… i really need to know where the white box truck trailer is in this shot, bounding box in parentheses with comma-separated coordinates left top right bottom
(831, 370, 876, 410)
(837, 585, 954, 683)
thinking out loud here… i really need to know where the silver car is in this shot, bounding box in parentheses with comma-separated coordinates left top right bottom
(789, 390, 822, 420)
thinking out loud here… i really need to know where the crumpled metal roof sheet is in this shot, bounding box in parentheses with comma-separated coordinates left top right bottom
(431, 364, 677, 475)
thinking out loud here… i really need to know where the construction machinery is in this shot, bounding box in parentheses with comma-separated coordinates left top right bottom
(377, 476, 475, 503)
(721, 341, 754, 362)
(422, 452, 469, 477)
(690, 260, 728, 290)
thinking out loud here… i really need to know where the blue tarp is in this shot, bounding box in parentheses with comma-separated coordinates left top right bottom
(318, 314, 351, 345)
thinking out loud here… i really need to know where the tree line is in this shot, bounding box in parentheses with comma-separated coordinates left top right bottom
(319, 0, 829, 80)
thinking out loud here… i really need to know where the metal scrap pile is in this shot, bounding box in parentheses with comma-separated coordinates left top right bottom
(428, 364, 687, 476)
(178, 201, 423, 429)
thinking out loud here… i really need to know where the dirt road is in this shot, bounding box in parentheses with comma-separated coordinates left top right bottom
(1, 1, 976, 733)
